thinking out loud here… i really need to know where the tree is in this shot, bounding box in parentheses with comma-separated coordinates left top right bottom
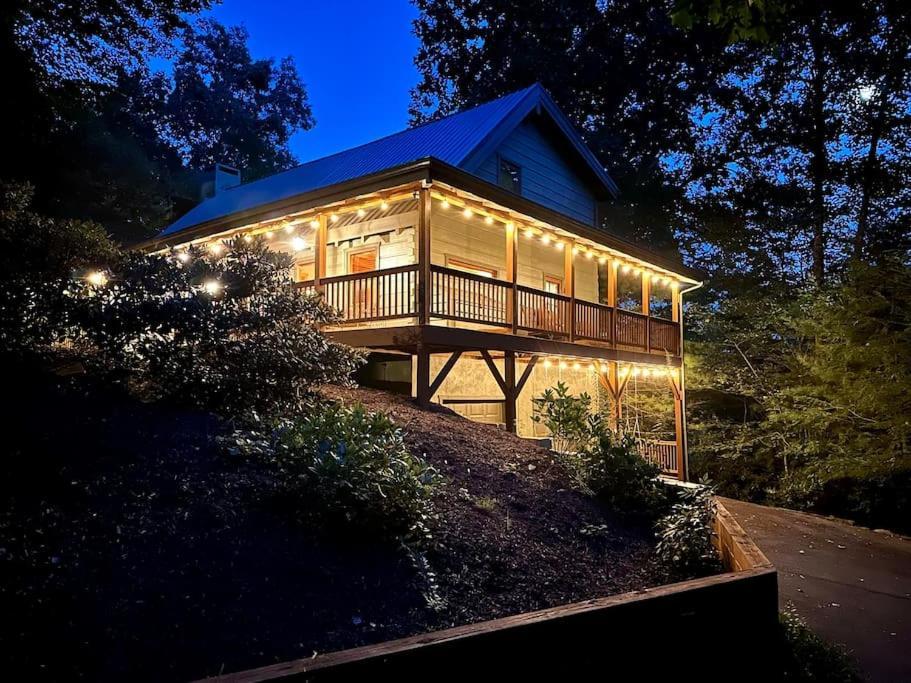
(410, 0, 732, 254)
(165, 20, 315, 181)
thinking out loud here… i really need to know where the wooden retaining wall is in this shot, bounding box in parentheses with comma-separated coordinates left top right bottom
(202, 500, 777, 682)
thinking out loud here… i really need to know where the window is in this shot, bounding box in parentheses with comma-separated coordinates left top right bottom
(497, 157, 521, 193)
(543, 274, 563, 294)
(348, 247, 378, 274)
(447, 257, 497, 279)
(294, 260, 315, 282)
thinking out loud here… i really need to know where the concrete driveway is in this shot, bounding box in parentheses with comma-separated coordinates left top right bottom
(722, 498, 911, 682)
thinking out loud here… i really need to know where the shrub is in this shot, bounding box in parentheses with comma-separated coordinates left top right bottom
(578, 421, 668, 516)
(655, 483, 721, 579)
(63, 236, 362, 417)
(778, 606, 861, 682)
(532, 381, 593, 453)
(226, 401, 440, 542)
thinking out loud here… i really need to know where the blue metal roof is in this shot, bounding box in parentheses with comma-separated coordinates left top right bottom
(161, 84, 616, 236)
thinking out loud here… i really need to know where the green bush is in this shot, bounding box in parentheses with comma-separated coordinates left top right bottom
(63, 236, 362, 417)
(778, 606, 861, 682)
(578, 422, 668, 516)
(655, 483, 721, 579)
(227, 401, 440, 542)
(532, 381, 593, 453)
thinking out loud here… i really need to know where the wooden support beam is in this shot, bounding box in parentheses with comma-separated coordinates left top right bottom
(417, 186, 432, 324)
(415, 343, 431, 407)
(565, 241, 575, 341)
(314, 213, 328, 290)
(504, 350, 517, 433)
(479, 349, 507, 395)
(428, 350, 462, 398)
(515, 355, 538, 396)
(505, 221, 518, 332)
(641, 272, 650, 351)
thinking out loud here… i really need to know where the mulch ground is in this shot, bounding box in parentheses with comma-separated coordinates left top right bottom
(0, 364, 660, 681)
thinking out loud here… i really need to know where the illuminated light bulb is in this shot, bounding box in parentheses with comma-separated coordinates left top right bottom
(559, 360, 568, 370)
(265, 231, 274, 239)
(484, 215, 494, 225)
(284, 223, 295, 234)
(622, 264, 631, 274)
(380, 200, 389, 210)
(357, 208, 366, 218)
(573, 361, 581, 370)
(176, 252, 191, 263)
(586, 250, 594, 260)
(598, 256, 607, 264)
(632, 367, 641, 377)
(556, 241, 565, 251)
(589, 363, 596, 372)
(642, 368, 652, 377)
(291, 236, 307, 251)
(524, 228, 535, 238)
(86, 270, 108, 286)
(309, 219, 320, 230)
(462, 208, 472, 218)
(541, 234, 551, 245)
(441, 199, 450, 209)
(572, 245, 580, 254)
(651, 274, 660, 283)
(243, 234, 253, 242)
(671, 281, 679, 290)
(203, 280, 221, 295)
(543, 359, 552, 369)
(330, 213, 339, 223)
(600, 364, 608, 373)
(209, 242, 224, 255)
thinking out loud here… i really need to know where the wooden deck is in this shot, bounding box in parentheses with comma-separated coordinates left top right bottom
(298, 264, 680, 357)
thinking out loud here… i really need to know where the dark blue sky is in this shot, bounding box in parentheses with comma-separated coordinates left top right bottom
(204, 0, 420, 162)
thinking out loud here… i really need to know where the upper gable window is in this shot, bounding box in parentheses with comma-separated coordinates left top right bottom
(497, 157, 522, 194)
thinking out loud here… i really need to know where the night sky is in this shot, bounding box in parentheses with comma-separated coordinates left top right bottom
(204, 0, 420, 162)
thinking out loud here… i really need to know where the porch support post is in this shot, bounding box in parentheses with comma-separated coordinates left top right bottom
(428, 350, 462, 398)
(607, 259, 618, 346)
(564, 240, 575, 341)
(505, 221, 518, 332)
(504, 350, 517, 433)
(417, 186, 432, 324)
(641, 270, 650, 351)
(314, 213, 328, 291)
(515, 355, 538, 396)
(671, 288, 688, 481)
(415, 343, 432, 408)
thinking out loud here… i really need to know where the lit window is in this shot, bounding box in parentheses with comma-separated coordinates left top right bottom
(498, 157, 521, 193)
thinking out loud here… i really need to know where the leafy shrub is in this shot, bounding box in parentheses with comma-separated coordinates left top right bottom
(63, 236, 362, 417)
(532, 381, 593, 453)
(655, 483, 721, 579)
(578, 421, 668, 516)
(226, 401, 440, 541)
(778, 606, 861, 682)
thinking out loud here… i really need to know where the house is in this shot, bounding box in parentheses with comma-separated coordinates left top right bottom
(145, 84, 703, 480)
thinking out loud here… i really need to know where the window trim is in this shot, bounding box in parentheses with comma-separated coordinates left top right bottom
(543, 273, 563, 294)
(347, 244, 380, 274)
(446, 255, 498, 280)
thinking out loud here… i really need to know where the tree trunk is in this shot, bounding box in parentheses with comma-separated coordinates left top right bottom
(808, 23, 829, 284)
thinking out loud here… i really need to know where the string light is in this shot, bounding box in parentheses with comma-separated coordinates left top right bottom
(243, 234, 253, 243)
(598, 256, 607, 264)
(203, 280, 221, 295)
(291, 236, 307, 251)
(86, 270, 108, 286)
(484, 215, 494, 225)
(585, 250, 594, 260)
(209, 242, 224, 256)
(309, 219, 320, 230)
(357, 208, 366, 218)
(556, 241, 565, 251)
(441, 199, 450, 209)
(622, 264, 631, 274)
(524, 228, 535, 239)
(265, 231, 274, 239)
(380, 200, 389, 210)
(330, 213, 339, 223)
(175, 252, 191, 263)
(559, 360, 568, 369)
(572, 361, 581, 370)
(543, 359, 552, 369)
(462, 208, 472, 218)
(284, 223, 295, 234)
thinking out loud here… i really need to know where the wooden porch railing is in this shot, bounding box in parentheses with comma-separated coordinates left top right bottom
(297, 264, 418, 323)
(637, 439, 678, 475)
(298, 264, 680, 356)
(516, 285, 571, 336)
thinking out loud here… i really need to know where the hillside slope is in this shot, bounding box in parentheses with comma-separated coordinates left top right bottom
(0, 364, 659, 681)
